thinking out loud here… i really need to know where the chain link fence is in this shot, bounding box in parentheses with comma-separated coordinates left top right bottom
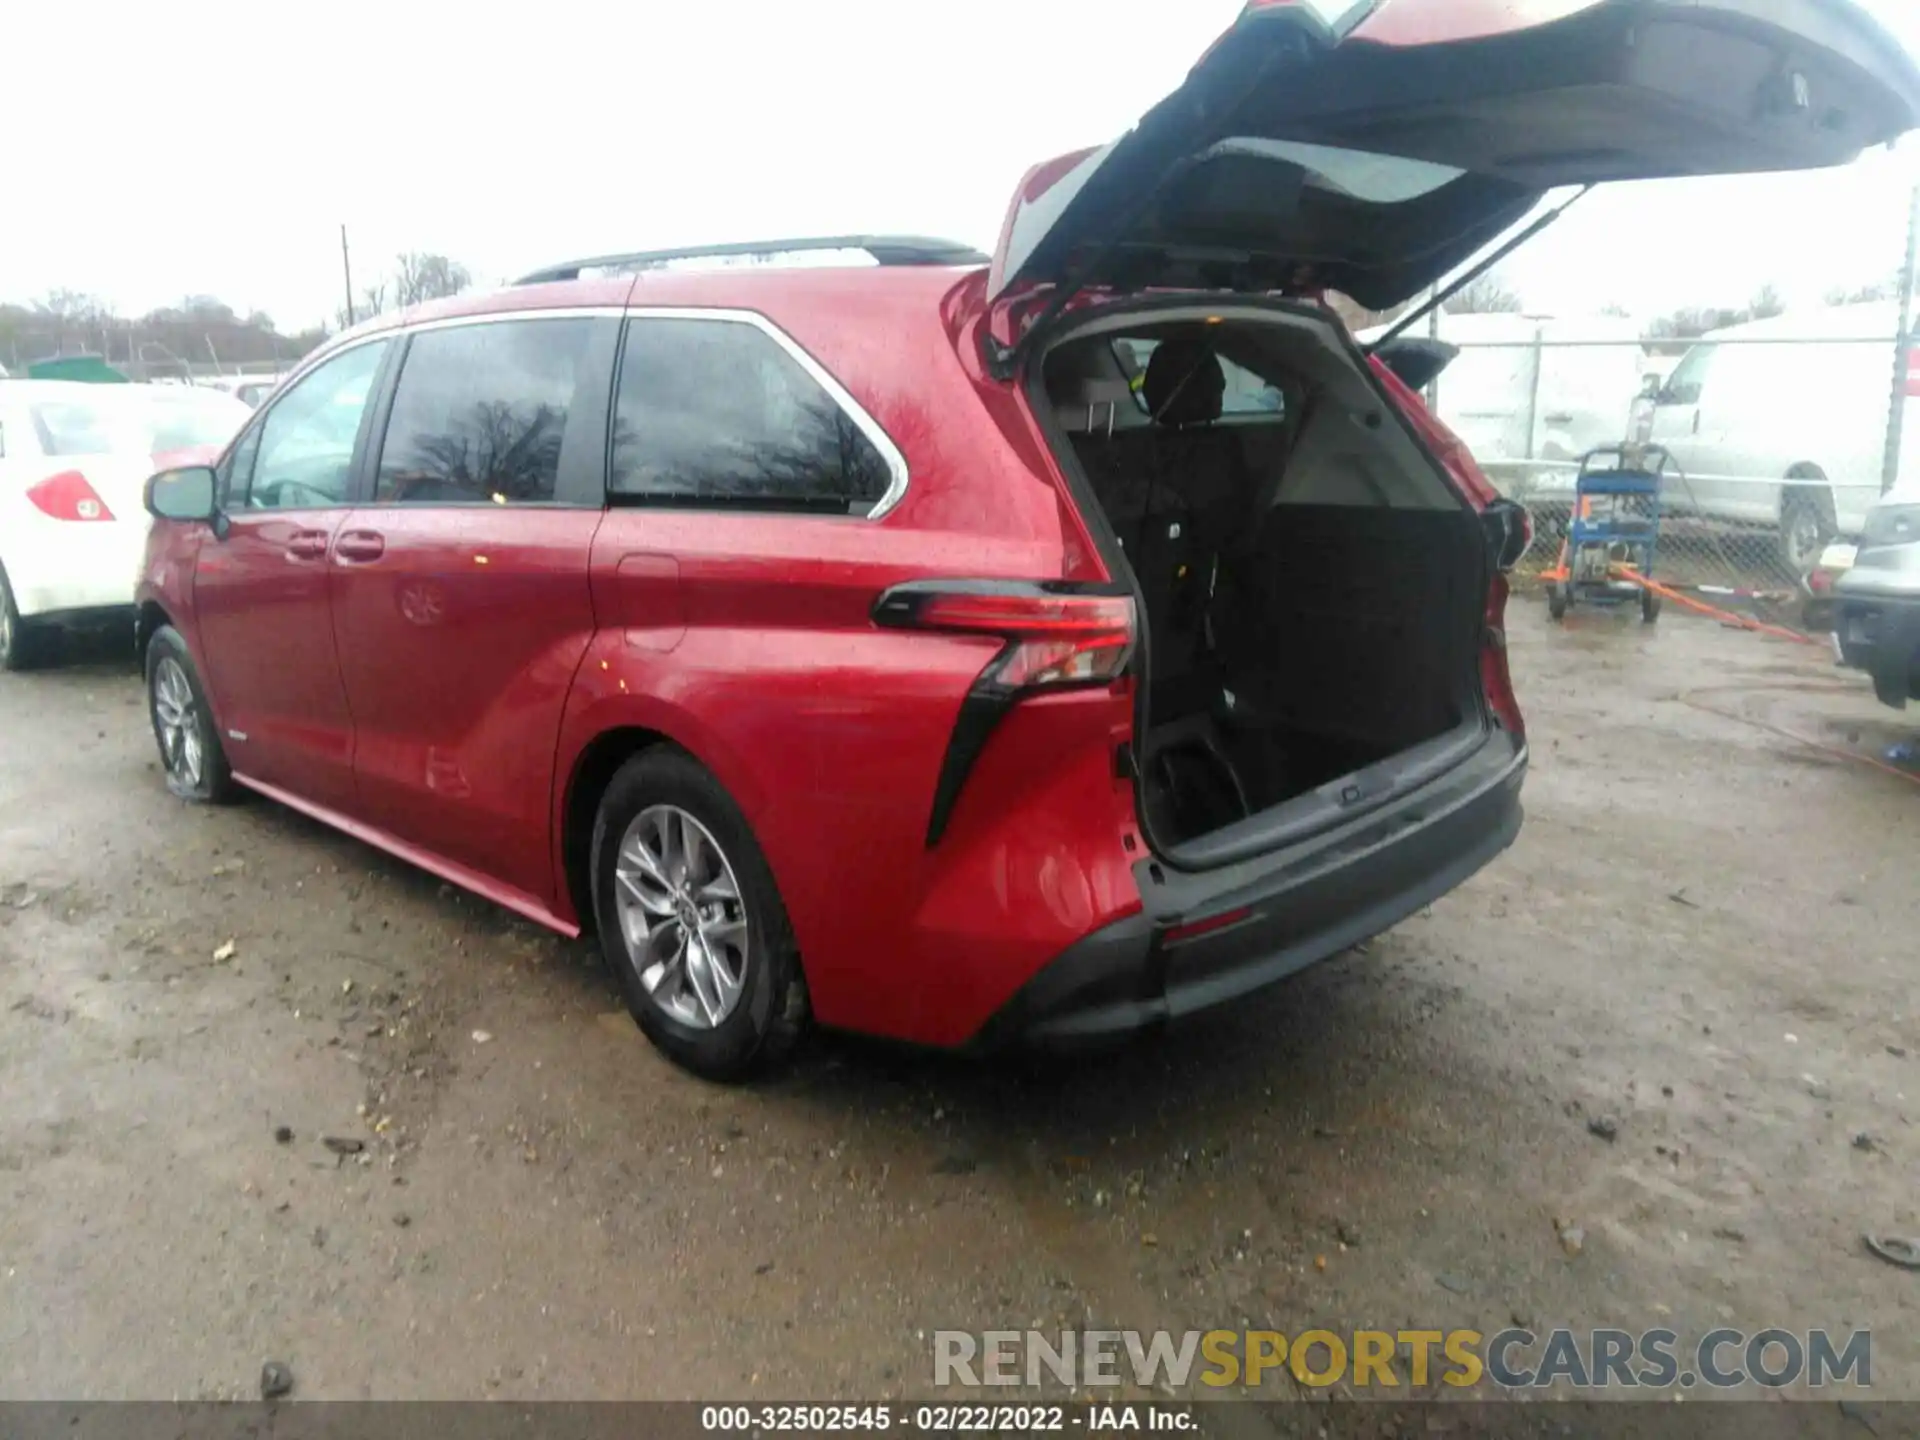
(1388, 308, 1917, 629)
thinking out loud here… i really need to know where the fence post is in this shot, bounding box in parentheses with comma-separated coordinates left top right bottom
(1881, 175, 1920, 496)
(1523, 324, 1544, 461)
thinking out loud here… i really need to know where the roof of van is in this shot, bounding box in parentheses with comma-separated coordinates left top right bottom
(1704, 300, 1911, 342)
(1354, 312, 1645, 346)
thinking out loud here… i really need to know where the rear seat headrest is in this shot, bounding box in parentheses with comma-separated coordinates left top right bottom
(1143, 338, 1226, 428)
(1057, 379, 1138, 433)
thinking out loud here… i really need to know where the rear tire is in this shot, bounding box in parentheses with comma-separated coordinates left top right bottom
(1640, 586, 1662, 624)
(144, 625, 238, 803)
(1778, 480, 1835, 579)
(0, 563, 51, 673)
(1547, 583, 1570, 622)
(590, 747, 806, 1081)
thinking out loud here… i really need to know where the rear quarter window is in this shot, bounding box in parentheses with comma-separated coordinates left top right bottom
(608, 317, 896, 515)
(30, 399, 124, 456)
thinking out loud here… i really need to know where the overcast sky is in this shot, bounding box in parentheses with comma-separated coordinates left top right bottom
(9, 0, 1920, 330)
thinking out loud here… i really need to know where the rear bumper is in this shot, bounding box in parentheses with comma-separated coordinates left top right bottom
(1836, 589, 1920, 708)
(2, 520, 148, 619)
(978, 731, 1526, 1048)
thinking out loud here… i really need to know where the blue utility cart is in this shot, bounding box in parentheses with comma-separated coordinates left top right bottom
(1545, 444, 1666, 624)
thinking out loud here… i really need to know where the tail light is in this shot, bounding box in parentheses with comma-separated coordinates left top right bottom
(874, 581, 1136, 845)
(874, 583, 1135, 694)
(1906, 346, 1920, 399)
(27, 471, 115, 523)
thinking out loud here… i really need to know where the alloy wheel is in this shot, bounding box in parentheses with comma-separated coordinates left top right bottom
(613, 804, 750, 1029)
(152, 657, 205, 789)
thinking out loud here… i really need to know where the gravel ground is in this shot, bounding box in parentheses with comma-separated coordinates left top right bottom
(0, 603, 1915, 1406)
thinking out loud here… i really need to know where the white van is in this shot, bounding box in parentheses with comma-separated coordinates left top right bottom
(1359, 312, 1649, 516)
(1647, 301, 1920, 574)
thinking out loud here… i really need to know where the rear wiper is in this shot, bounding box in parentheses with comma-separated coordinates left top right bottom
(1367, 186, 1592, 351)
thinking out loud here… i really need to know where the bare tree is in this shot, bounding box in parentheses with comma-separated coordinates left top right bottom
(32, 289, 109, 323)
(3, 291, 324, 375)
(1747, 284, 1786, 320)
(334, 282, 390, 332)
(393, 253, 473, 308)
(1443, 274, 1524, 315)
(1825, 277, 1898, 306)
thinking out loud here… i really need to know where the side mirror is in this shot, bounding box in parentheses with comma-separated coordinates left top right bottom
(1482, 496, 1534, 573)
(1641, 373, 1664, 400)
(144, 465, 219, 524)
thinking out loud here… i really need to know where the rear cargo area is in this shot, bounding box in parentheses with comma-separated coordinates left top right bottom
(1038, 305, 1489, 854)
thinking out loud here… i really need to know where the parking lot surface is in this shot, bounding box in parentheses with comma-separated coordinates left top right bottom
(1, 605, 1915, 1402)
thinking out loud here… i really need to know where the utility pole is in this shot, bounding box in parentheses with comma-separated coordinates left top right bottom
(341, 224, 356, 328)
(1881, 174, 1920, 495)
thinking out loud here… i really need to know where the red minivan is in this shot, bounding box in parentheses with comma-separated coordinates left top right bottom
(136, 0, 1919, 1077)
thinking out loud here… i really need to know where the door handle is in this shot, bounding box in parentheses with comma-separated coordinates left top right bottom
(286, 530, 330, 561)
(334, 530, 386, 564)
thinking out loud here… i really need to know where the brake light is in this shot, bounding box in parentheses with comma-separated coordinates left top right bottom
(27, 471, 115, 523)
(874, 581, 1137, 846)
(1905, 346, 1920, 399)
(876, 585, 1136, 693)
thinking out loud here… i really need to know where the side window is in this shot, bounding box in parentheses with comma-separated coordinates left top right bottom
(374, 318, 596, 504)
(609, 318, 895, 513)
(1662, 344, 1717, 406)
(246, 340, 390, 510)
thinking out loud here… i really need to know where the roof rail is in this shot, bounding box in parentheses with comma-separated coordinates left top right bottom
(513, 235, 989, 286)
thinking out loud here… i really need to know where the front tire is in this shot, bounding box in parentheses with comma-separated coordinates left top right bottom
(145, 625, 237, 803)
(591, 747, 806, 1080)
(1779, 481, 1836, 579)
(1546, 583, 1570, 622)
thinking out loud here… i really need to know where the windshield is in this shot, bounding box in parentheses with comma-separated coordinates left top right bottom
(30, 389, 251, 457)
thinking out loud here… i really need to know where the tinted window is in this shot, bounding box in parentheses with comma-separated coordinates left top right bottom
(247, 340, 390, 510)
(610, 318, 893, 513)
(375, 318, 595, 505)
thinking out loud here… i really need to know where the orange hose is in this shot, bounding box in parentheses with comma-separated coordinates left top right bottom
(1679, 694, 1920, 789)
(1543, 560, 1918, 786)
(1608, 566, 1822, 646)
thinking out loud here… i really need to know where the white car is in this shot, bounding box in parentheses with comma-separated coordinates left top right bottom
(1647, 300, 1920, 575)
(0, 381, 251, 669)
(203, 373, 285, 408)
